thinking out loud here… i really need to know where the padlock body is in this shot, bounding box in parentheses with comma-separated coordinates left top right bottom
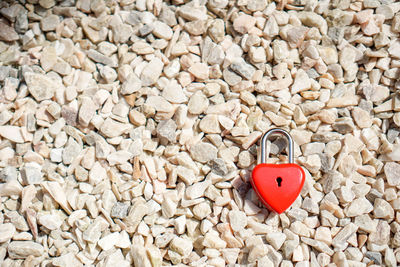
(251, 163, 305, 214)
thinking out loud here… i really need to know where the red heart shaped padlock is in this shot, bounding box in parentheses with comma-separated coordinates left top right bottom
(251, 129, 305, 214)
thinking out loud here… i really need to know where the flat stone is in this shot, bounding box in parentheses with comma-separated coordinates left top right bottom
(156, 119, 176, 142)
(190, 142, 218, 163)
(0, 21, 19, 42)
(228, 210, 247, 232)
(188, 91, 209, 114)
(100, 118, 131, 138)
(0, 126, 24, 143)
(111, 202, 129, 219)
(373, 198, 394, 219)
(384, 162, 400, 186)
(38, 213, 63, 230)
(0, 223, 16, 243)
(230, 58, 255, 80)
(41, 15, 59, 32)
(291, 69, 311, 94)
(233, 14, 256, 34)
(141, 57, 164, 86)
(87, 49, 117, 67)
(152, 21, 173, 40)
(162, 80, 187, 104)
(24, 72, 58, 102)
(345, 197, 373, 217)
(188, 62, 209, 80)
(8, 241, 44, 259)
(21, 162, 43, 185)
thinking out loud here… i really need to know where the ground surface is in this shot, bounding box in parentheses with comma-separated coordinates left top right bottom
(0, 0, 400, 266)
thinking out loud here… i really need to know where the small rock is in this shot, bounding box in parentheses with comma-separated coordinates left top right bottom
(0, 223, 16, 243)
(345, 197, 373, 217)
(266, 232, 286, 250)
(291, 69, 311, 94)
(8, 241, 44, 259)
(38, 213, 63, 230)
(21, 162, 43, 185)
(188, 62, 209, 80)
(352, 107, 372, 128)
(100, 118, 131, 138)
(152, 21, 173, 40)
(199, 115, 221, 133)
(41, 15, 59, 32)
(141, 57, 164, 86)
(170, 237, 193, 257)
(193, 202, 211, 219)
(384, 162, 400, 186)
(0, 126, 24, 143)
(208, 158, 228, 176)
(332, 223, 358, 249)
(233, 14, 256, 34)
(209, 19, 225, 43)
(156, 119, 177, 142)
(228, 210, 247, 232)
(0, 21, 19, 42)
(230, 58, 255, 80)
(24, 72, 58, 102)
(162, 80, 187, 104)
(188, 91, 209, 114)
(190, 142, 218, 163)
(373, 198, 394, 219)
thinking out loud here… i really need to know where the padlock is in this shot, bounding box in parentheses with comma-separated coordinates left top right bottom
(251, 128, 305, 214)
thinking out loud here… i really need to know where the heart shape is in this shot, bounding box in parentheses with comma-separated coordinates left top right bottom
(251, 163, 305, 214)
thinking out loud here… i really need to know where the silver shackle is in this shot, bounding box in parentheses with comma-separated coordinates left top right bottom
(260, 128, 294, 164)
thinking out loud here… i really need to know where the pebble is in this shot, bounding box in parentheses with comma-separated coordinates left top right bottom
(384, 162, 400, 186)
(345, 198, 373, 217)
(0, 126, 24, 143)
(188, 62, 209, 80)
(24, 72, 58, 102)
(200, 115, 221, 133)
(0, 21, 19, 42)
(228, 210, 247, 232)
(291, 69, 311, 94)
(21, 162, 43, 185)
(100, 118, 131, 138)
(190, 142, 218, 163)
(230, 58, 255, 80)
(156, 119, 176, 142)
(8, 241, 44, 259)
(170, 237, 193, 257)
(0, 223, 16, 243)
(233, 14, 256, 34)
(188, 91, 209, 114)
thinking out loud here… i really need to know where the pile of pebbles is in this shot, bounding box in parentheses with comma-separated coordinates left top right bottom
(0, 0, 400, 266)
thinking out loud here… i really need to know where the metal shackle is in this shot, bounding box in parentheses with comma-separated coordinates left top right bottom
(260, 128, 294, 164)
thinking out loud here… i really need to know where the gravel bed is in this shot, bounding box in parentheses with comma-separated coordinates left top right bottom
(0, 0, 400, 266)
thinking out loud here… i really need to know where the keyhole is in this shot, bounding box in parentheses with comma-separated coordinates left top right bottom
(276, 177, 282, 187)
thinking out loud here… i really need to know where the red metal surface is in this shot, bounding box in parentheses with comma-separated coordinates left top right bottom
(251, 163, 305, 214)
